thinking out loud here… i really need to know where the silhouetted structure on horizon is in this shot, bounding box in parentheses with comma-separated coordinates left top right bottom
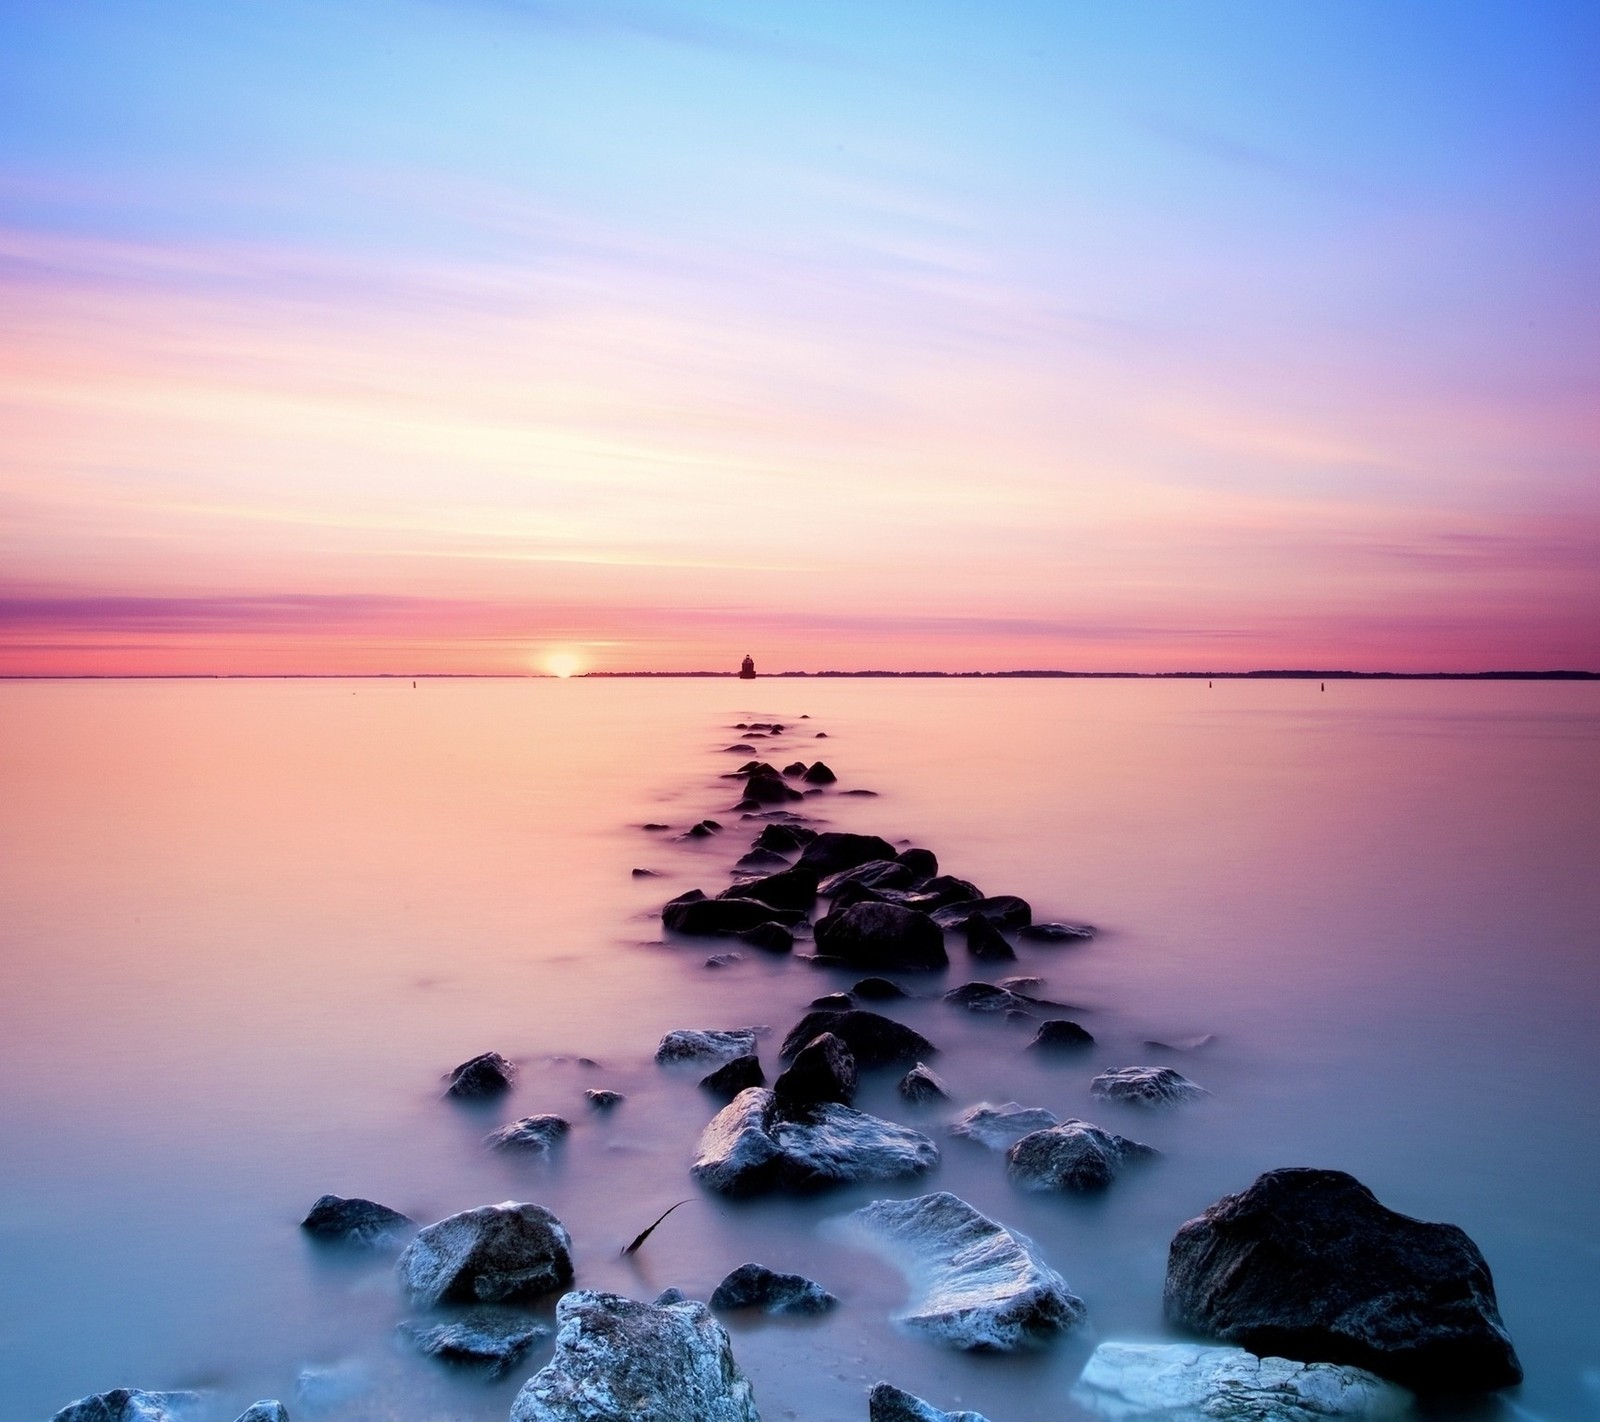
(739, 654, 756, 680)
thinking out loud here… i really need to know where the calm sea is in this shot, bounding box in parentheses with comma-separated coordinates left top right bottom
(1, 678, 1596, 1422)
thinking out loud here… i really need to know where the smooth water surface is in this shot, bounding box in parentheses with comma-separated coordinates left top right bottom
(1, 678, 1597, 1421)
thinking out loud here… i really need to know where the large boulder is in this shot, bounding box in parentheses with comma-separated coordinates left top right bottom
(898, 1063, 950, 1103)
(742, 770, 804, 805)
(656, 1029, 760, 1066)
(737, 921, 795, 953)
(445, 1051, 515, 1098)
(397, 1201, 573, 1307)
(719, 866, 818, 912)
(814, 902, 947, 971)
(1092, 1066, 1206, 1106)
(754, 823, 815, 853)
(908, 876, 981, 909)
(710, 1263, 837, 1315)
(895, 847, 939, 879)
(801, 761, 838, 784)
(1072, 1342, 1409, 1420)
(511, 1290, 759, 1422)
(1029, 1019, 1094, 1050)
(796, 831, 900, 877)
(733, 847, 791, 873)
(299, 1194, 414, 1247)
(949, 1102, 1058, 1150)
(844, 1191, 1085, 1350)
(51, 1392, 201, 1422)
(931, 895, 1031, 930)
(819, 860, 916, 896)
(662, 892, 802, 936)
(868, 1383, 990, 1422)
(1164, 1168, 1523, 1392)
(1006, 1120, 1156, 1192)
(692, 1088, 938, 1195)
(699, 1054, 765, 1098)
(779, 1009, 934, 1067)
(772, 1032, 857, 1109)
(963, 913, 1015, 961)
(398, 1308, 548, 1375)
(943, 982, 1034, 1014)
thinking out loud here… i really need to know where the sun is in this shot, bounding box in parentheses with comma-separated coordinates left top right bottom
(543, 650, 583, 678)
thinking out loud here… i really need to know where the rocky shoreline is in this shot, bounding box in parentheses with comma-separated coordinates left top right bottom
(51, 715, 1522, 1422)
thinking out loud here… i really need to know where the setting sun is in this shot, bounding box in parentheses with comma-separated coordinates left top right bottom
(544, 650, 583, 679)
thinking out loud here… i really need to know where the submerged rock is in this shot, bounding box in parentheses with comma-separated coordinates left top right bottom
(1006, 1120, 1156, 1192)
(737, 921, 795, 954)
(754, 823, 815, 853)
(898, 1063, 950, 1103)
(398, 1201, 573, 1307)
(868, 1383, 990, 1422)
(1019, 921, 1096, 942)
(949, 1102, 1059, 1150)
(845, 1191, 1085, 1350)
(852, 976, 909, 1000)
(910, 875, 982, 909)
(300, 1194, 415, 1248)
(772, 1031, 857, 1109)
(511, 1290, 759, 1422)
(586, 1089, 625, 1110)
(445, 1051, 515, 1099)
(801, 761, 838, 785)
(704, 953, 742, 969)
(809, 991, 855, 1011)
(895, 847, 939, 879)
(51, 1391, 202, 1422)
(1092, 1066, 1206, 1106)
(819, 860, 916, 896)
(720, 865, 818, 911)
(796, 831, 900, 877)
(692, 1087, 938, 1195)
(813, 902, 948, 971)
(733, 847, 791, 873)
(943, 982, 1034, 1014)
(656, 1029, 760, 1066)
(486, 1115, 572, 1154)
(963, 913, 1016, 961)
(398, 1309, 549, 1375)
(779, 1009, 934, 1068)
(700, 1054, 766, 1098)
(1164, 1168, 1523, 1392)
(932, 895, 1031, 930)
(1029, 1019, 1096, 1051)
(741, 771, 804, 805)
(710, 1263, 837, 1315)
(1072, 1342, 1410, 1420)
(662, 893, 802, 936)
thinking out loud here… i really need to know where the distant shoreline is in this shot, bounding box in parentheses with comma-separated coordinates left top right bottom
(3, 669, 1595, 682)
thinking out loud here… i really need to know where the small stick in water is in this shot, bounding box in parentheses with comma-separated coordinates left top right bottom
(621, 1200, 689, 1258)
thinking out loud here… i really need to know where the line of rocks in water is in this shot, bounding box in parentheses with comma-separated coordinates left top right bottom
(54, 715, 1522, 1422)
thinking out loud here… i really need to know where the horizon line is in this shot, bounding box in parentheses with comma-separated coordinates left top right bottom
(2, 669, 1596, 683)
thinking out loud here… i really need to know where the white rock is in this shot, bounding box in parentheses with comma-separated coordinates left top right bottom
(51, 1392, 202, 1422)
(397, 1201, 572, 1306)
(655, 1029, 761, 1065)
(948, 1101, 1059, 1150)
(1090, 1067, 1207, 1106)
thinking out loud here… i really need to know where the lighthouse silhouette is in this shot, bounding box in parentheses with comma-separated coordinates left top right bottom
(739, 654, 756, 680)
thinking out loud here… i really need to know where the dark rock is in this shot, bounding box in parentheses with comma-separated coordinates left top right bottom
(910, 875, 981, 908)
(586, 1089, 625, 1109)
(733, 847, 790, 873)
(692, 1088, 938, 1195)
(1145, 1033, 1217, 1052)
(724, 743, 757, 753)
(445, 1051, 515, 1099)
(704, 952, 742, 968)
(796, 831, 900, 877)
(809, 991, 855, 1010)
(782, 761, 809, 776)
(511, 1290, 759, 1422)
(949, 1102, 1059, 1150)
(779, 1009, 934, 1067)
(741, 772, 804, 805)
(662, 894, 801, 936)
(631, 867, 661, 878)
(642, 823, 670, 831)
(814, 902, 947, 971)
(1019, 921, 1095, 942)
(699, 1054, 765, 1098)
(932, 894, 1031, 930)
(895, 847, 939, 879)
(868, 1383, 990, 1422)
(772, 1032, 857, 1109)
(655, 1029, 760, 1066)
(653, 1287, 689, 1304)
(486, 1115, 571, 1153)
(681, 820, 721, 839)
(801, 761, 837, 784)
(398, 1201, 573, 1307)
(710, 1263, 837, 1315)
(1029, 1019, 1095, 1051)
(1006, 1120, 1156, 1192)
(845, 1191, 1085, 1350)
(943, 982, 1034, 1014)
(964, 913, 1016, 961)
(736, 922, 795, 954)
(815, 731, 828, 737)
(852, 976, 909, 1000)
(735, 760, 778, 776)
(719, 865, 819, 911)
(841, 788, 879, 796)
(300, 1194, 415, 1248)
(998, 975, 1045, 992)
(1091, 1066, 1206, 1105)
(398, 1308, 549, 1375)
(898, 1063, 949, 1103)
(829, 879, 888, 911)
(754, 823, 816, 852)
(50, 1391, 201, 1422)
(1164, 1168, 1523, 1392)
(819, 859, 916, 895)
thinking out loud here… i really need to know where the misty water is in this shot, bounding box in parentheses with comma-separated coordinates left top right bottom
(1, 678, 1597, 1422)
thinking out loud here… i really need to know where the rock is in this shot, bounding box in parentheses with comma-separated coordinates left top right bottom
(845, 1191, 1085, 1350)
(842, 788, 879, 796)
(742, 771, 804, 805)
(1072, 1342, 1409, 1421)
(868, 1383, 991, 1422)
(232, 1406, 289, 1422)
(486, 1115, 571, 1153)
(705, 953, 742, 968)
(802, 761, 838, 784)
(898, 1063, 949, 1103)
(814, 902, 948, 971)
(700, 1054, 766, 1097)
(809, 991, 855, 1010)
(642, 823, 670, 831)
(815, 731, 828, 737)
(681, 820, 722, 839)
(1006, 1120, 1156, 1192)
(999, 975, 1045, 992)
(755, 823, 815, 853)
(1092, 1066, 1206, 1105)
(773, 1032, 857, 1109)
(724, 743, 757, 753)
(1145, 1033, 1217, 1052)
(656, 1029, 760, 1066)
(511, 1290, 759, 1422)
(630, 868, 661, 878)
(653, 1287, 689, 1304)
(782, 761, 809, 776)
(662, 894, 802, 936)
(719, 865, 819, 911)
(735, 761, 778, 776)
(299, 1194, 414, 1248)
(445, 1051, 515, 1099)
(398, 1309, 548, 1375)
(294, 1363, 367, 1410)
(737, 922, 795, 953)
(692, 1088, 939, 1195)
(50, 1392, 201, 1422)
(733, 847, 790, 873)
(909, 875, 982, 909)
(796, 831, 901, 877)
(1164, 1168, 1523, 1392)
(949, 1101, 1060, 1150)
(1029, 1019, 1095, 1051)
(963, 913, 1016, 961)
(779, 1009, 935, 1067)
(819, 860, 916, 896)
(852, 976, 909, 1000)
(943, 982, 1034, 1014)
(586, 1089, 625, 1110)
(895, 847, 939, 879)
(1019, 921, 1095, 942)
(398, 1201, 574, 1306)
(932, 895, 1031, 930)
(710, 1263, 837, 1315)
(829, 879, 889, 910)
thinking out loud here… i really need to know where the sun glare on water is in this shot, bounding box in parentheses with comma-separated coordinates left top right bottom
(543, 650, 583, 678)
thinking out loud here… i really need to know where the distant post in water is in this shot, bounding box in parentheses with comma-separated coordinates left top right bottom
(739, 654, 756, 680)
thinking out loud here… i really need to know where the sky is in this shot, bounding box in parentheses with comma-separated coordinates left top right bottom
(1, 0, 1596, 675)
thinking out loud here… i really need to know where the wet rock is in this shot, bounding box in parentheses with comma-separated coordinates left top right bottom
(681, 819, 724, 840)
(943, 982, 1034, 1014)
(845, 1191, 1085, 1350)
(932, 895, 1031, 930)
(232, 1406, 289, 1422)
(796, 831, 901, 877)
(1029, 1019, 1095, 1051)
(511, 1290, 759, 1422)
(735, 761, 779, 777)
(868, 1383, 990, 1422)
(814, 902, 947, 971)
(741, 771, 804, 805)
(699, 1054, 765, 1098)
(895, 847, 939, 879)
(50, 1391, 201, 1422)
(780, 1009, 935, 1067)
(801, 761, 838, 784)
(693, 1088, 939, 1195)
(704, 952, 742, 968)
(398, 1309, 548, 1375)
(1092, 1066, 1206, 1105)
(662, 893, 802, 936)
(755, 822, 816, 853)
(1019, 921, 1095, 942)
(998, 975, 1045, 993)
(710, 1263, 837, 1315)
(1164, 1168, 1523, 1392)
(810, 991, 855, 1010)
(852, 976, 909, 1000)
(724, 743, 757, 753)
(909, 875, 982, 909)
(398, 1201, 573, 1307)
(630, 867, 661, 878)
(1072, 1342, 1409, 1421)
(300, 1194, 415, 1248)
(829, 879, 889, 911)
(963, 913, 1016, 961)
(737, 922, 795, 954)
(585, 1089, 625, 1110)
(842, 788, 879, 797)
(486, 1115, 571, 1153)
(773, 1032, 857, 1109)
(445, 1051, 515, 1099)
(898, 1063, 950, 1103)
(653, 1287, 689, 1304)
(819, 859, 916, 896)
(815, 731, 828, 737)
(1144, 1033, 1217, 1053)
(642, 823, 670, 831)
(656, 1029, 760, 1066)
(720, 865, 819, 911)
(733, 847, 791, 873)
(782, 761, 809, 776)
(949, 1102, 1060, 1150)
(1006, 1120, 1156, 1192)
